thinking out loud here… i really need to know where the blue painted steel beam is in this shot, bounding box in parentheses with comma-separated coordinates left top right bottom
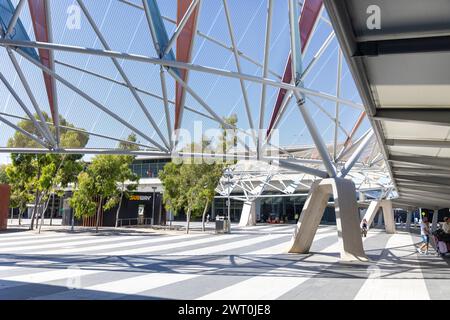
(144, 0, 180, 76)
(0, 0, 39, 61)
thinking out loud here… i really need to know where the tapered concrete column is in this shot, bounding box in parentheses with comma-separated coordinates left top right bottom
(288, 178, 367, 262)
(239, 201, 257, 227)
(364, 201, 381, 227)
(381, 200, 395, 234)
(377, 211, 384, 227)
(362, 200, 395, 234)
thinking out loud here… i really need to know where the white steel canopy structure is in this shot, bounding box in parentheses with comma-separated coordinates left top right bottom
(324, 0, 450, 210)
(0, 0, 404, 259)
(0, 0, 388, 182)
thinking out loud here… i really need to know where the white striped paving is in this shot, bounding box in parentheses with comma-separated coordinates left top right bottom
(248, 227, 335, 255)
(0, 234, 149, 253)
(236, 225, 294, 232)
(34, 233, 205, 255)
(107, 233, 247, 256)
(197, 276, 310, 300)
(354, 232, 430, 300)
(167, 233, 288, 256)
(2, 226, 427, 300)
(195, 229, 350, 300)
(0, 267, 101, 289)
(82, 273, 199, 296)
(0, 233, 117, 249)
(0, 233, 80, 247)
(14, 231, 297, 298)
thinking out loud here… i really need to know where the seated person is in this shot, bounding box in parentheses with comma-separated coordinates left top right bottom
(442, 217, 450, 234)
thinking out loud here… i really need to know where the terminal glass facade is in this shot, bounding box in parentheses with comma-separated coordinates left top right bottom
(131, 159, 170, 178)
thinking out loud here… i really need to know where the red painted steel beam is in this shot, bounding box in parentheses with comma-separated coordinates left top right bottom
(0, 184, 11, 230)
(174, 0, 200, 130)
(266, 0, 323, 137)
(28, 0, 57, 125)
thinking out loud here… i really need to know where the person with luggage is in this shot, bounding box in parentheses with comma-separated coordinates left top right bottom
(417, 217, 430, 255)
(360, 218, 368, 238)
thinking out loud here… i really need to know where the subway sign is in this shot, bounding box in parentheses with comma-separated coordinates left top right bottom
(129, 195, 152, 201)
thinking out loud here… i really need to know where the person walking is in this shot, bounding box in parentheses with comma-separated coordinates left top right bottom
(417, 216, 430, 255)
(360, 218, 368, 238)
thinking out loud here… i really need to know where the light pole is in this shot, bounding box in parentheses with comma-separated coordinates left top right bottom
(152, 186, 157, 226)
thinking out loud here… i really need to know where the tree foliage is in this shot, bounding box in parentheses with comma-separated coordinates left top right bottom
(0, 164, 9, 184)
(70, 134, 139, 230)
(6, 113, 89, 229)
(159, 117, 238, 233)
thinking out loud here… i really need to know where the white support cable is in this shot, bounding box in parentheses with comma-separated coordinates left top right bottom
(0, 71, 50, 143)
(258, 0, 274, 159)
(333, 49, 343, 160)
(0, 115, 49, 149)
(53, 59, 216, 122)
(339, 130, 375, 178)
(222, 0, 255, 135)
(0, 111, 159, 151)
(120, 0, 283, 80)
(159, 67, 173, 150)
(0, 39, 366, 110)
(16, 49, 168, 151)
(163, 0, 201, 57)
(77, 0, 170, 150)
(7, 48, 56, 146)
(5, 0, 26, 37)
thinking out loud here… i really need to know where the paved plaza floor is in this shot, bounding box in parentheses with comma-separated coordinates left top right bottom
(0, 224, 449, 300)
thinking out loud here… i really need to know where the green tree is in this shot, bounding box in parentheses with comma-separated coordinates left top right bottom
(114, 134, 139, 227)
(0, 164, 8, 184)
(160, 116, 240, 234)
(7, 113, 88, 229)
(5, 161, 34, 225)
(70, 135, 139, 232)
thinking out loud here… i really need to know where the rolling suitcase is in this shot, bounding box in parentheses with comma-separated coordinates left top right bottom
(437, 241, 448, 255)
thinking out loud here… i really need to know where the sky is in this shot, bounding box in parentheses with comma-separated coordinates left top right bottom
(0, 0, 369, 164)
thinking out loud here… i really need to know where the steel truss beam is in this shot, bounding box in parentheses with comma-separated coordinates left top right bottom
(0, 39, 365, 110)
(395, 174, 450, 187)
(374, 109, 450, 127)
(0, 111, 159, 151)
(77, 0, 170, 150)
(355, 35, 450, 57)
(389, 155, 450, 171)
(53, 59, 216, 122)
(386, 139, 450, 148)
(15, 49, 167, 151)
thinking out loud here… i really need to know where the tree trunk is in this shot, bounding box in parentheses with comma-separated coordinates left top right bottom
(30, 190, 41, 230)
(115, 187, 124, 228)
(201, 200, 210, 232)
(38, 193, 52, 234)
(50, 193, 56, 226)
(95, 196, 103, 233)
(186, 208, 191, 234)
(19, 209, 23, 225)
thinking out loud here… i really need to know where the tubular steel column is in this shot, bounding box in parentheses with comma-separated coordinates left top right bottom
(288, 0, 336, 177)
(267, 0, 323, 138)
